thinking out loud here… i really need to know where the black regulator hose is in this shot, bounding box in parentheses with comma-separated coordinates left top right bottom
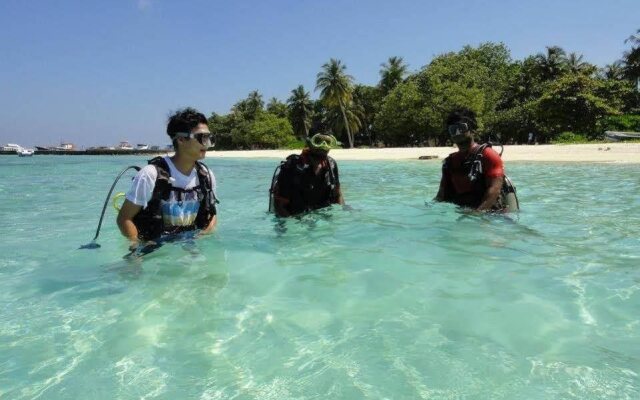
(79, 166, 141, 249)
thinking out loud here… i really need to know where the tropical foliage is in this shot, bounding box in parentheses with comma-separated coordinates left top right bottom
(379, 56, 408, 95)
(287, 85, 313, 139)
(316, 58, 358, 147)
(207, 29, 640, 149)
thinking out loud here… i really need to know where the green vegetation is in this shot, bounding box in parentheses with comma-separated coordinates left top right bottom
(208, 30, 640, 149)
(551, 132, 590, 144)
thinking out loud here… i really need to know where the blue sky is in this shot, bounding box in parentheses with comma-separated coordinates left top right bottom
(1, 0, 638, 148)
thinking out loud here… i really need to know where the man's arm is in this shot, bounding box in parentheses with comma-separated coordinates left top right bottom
(331, 161, 345, 205)
(117, 200, 143, 248)
(434, 172, 449, 202)
(334, 185, 345, 205)
(118, 165, 156, 247)
(200, 167, 218, 234)
(477, 176, 503, 211)
(274, 196, 291, 217)
(434, 180, 446, 202)
(476, 148, 504, 211)
(200, 214, 217, 235)
(273, 165, 293, 217)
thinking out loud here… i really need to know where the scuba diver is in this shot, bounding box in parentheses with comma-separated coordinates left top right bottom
(434, 108, 519, 212)
(116, 108, 219, 251)
(269, 133, 345, 217)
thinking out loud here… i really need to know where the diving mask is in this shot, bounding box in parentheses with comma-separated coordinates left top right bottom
(309, 134, 341, 151)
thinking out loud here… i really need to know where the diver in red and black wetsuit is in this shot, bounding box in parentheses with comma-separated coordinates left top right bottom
(434, 108, 519, 212)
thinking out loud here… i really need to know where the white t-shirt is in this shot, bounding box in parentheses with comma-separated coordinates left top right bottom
(126, 156, 216, 228)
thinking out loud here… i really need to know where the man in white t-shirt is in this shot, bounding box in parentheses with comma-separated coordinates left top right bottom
(117, 108, 218, 250)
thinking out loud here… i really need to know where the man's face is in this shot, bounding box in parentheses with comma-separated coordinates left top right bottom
(448, 122, 473, 145)
(178, 123, 212, 160)
(309, 147, 329, 160)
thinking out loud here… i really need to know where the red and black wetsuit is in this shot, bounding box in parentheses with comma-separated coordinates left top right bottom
(440, 144, 504, 209)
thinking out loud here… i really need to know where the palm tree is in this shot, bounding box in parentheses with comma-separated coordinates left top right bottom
(287, 85, 313, 139)
(534, 46, 568, 81)
(603, 61, 625, 80)
(266, 97, 287, 118)
(566, 52, 590, 74)
(316, 58, 356, 147)
(246, 90, 264, 117)
(379, 56, 408, 95)
(625, 29, 640, 43)
(324, 100, 364, 142)
(623, 29, 640, 90)
(232, 90, 264, 120)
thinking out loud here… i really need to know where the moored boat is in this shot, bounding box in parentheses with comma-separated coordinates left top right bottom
(1, 143, 23, 152)
(18, 149, 34, 157)
(604, 131, 640, 141)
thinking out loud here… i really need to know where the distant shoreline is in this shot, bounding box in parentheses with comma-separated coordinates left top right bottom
(3, 143, 639, 163)
(208, 143, 640, 163)
(0, 149, 171, 156)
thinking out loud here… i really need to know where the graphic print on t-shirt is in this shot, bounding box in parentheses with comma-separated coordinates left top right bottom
(160, 190, 200, 227)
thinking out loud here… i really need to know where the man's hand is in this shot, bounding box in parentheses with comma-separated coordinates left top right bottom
(117, 199, 143, 241)
(477, 176, 504, 211)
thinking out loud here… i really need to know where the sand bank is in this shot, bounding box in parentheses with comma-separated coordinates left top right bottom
(207, 143, 640, 163)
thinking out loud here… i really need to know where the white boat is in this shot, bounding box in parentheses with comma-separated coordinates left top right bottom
(18, 149, 34, 157)
(53, 142, 76, 151)
(605, 131, 640, 141)
(2, 143, 23, 152)
(116, 141, 134, 150)
(136, 144, 149, 150)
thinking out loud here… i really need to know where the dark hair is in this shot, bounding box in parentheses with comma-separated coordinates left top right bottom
(446, 107, 478, 131)
(167, 107, 207, 136)
(166, 107, 207, 150)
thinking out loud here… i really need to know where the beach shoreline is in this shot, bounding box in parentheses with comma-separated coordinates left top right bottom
(207, 143, 640, 163)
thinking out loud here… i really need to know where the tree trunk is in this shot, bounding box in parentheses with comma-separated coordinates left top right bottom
(338, 99, 353, 148)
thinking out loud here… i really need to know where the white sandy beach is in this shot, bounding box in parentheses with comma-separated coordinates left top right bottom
(207, 143, 640, 163)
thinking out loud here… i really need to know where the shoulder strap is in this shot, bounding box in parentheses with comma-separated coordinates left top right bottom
(194, 161, 219, 204)
(466, 144, 491, 182)
(472, 143, 490, 159)
(194, 161, 209, 189)
(144, 156, 171, 200)
(327, 156, 338, 186)
(148, 156, 171, 181)
(285, 154, 301, 165)
(442, 155, 451, 171)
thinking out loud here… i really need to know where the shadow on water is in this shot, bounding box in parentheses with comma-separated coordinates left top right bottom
(101, 234, 207, 279)
(433, 201, 544, 238)
(271, 208, 336, 236)
(20, 234, 211, 303)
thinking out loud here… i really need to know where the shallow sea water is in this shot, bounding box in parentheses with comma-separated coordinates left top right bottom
(0, 155, 639, 399)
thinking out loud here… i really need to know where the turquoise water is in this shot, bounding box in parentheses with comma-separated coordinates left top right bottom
(1, 155, 639, 399)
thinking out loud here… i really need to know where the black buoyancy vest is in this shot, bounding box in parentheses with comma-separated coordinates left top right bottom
(272, 154, 339, 214)
(442, 143, 517, 210)
(132, 157, 218, 240)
